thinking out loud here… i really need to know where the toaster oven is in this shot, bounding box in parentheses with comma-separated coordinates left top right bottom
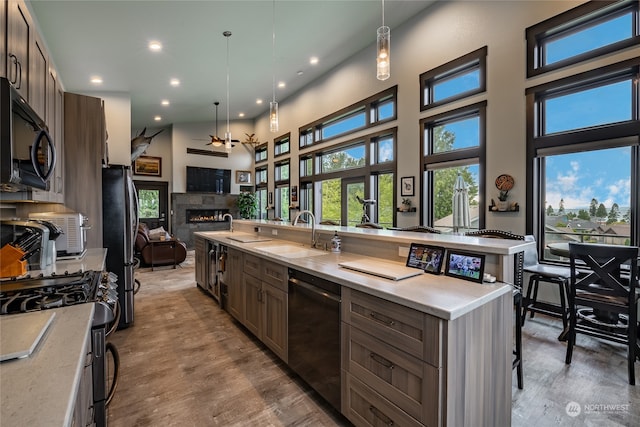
(29, 212, 89, 257)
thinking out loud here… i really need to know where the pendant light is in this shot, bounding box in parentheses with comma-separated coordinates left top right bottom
(211, 102, 222, 147)
(269, 0, 279, 132)
(223, 30, 233, 153)
(376, 0, 390, 81)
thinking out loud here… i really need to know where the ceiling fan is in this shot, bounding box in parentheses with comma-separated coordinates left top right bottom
(195, 101, 239, 147)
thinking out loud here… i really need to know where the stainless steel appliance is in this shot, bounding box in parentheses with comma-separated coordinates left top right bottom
(197, 240, 221, 304)
(29, 212, 89, 258)
(0, 77, 56, 192)
(102, 165, 138, 330)
(0, 271, 120, 427)
(218, 245, 228, 309)
(0, 219, 61, 269)
(288, 269, 342, 410)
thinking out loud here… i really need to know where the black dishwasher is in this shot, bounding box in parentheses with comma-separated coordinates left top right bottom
(288, 269, 342, 411)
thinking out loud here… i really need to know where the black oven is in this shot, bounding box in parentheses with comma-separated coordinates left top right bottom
(0, 77, 56, 191)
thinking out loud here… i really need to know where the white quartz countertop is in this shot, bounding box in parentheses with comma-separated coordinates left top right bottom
(196, 231, 513, 320)
(26, 248, 107, 277)
(0, 303, 94, 427)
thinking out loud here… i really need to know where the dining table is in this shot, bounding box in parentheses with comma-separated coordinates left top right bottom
(547, 242, 570, 258)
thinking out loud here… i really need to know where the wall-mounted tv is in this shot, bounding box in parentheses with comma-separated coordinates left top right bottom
(186, 166, 231, 193)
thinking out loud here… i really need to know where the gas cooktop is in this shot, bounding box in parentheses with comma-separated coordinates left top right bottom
(0, 271, 103, 315)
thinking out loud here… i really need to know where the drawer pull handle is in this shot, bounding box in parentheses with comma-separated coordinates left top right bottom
(370, 312, 395, 326)
(370, 352, 395, 370)
(369, 405, 394, 426)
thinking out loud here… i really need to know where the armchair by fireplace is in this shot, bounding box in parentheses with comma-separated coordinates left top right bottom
(135, 223, 187, 268)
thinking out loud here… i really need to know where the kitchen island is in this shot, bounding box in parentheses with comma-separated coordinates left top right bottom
(196, 222, 530, 426)
(0, 303, 95, 427)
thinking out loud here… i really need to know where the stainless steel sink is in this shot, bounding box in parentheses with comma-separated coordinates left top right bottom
(253, 244, 328, 259)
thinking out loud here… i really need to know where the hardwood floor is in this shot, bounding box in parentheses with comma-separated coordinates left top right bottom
(108, 252, 640, 426)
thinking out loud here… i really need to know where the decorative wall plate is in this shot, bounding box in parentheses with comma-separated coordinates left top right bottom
(495, 174, 514, 191)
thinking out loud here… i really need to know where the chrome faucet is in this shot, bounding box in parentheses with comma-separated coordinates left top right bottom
(293, 210, 317, 248)
(222, 213, 233, 232)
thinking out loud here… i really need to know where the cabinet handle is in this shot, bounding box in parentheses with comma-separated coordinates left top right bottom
(370, 311, 395, 326)
(16, 59, 22, 89)
(257, 289, 263, 302)
(370, 352, 394, 370)
(369, 405, 394, 426)
(8, 54, 18, 85)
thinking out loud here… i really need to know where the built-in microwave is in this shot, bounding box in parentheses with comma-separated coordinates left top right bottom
(0, 77, 56, 191)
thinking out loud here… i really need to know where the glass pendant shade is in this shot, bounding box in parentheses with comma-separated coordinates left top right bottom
(377, 25, 390, 80)
(270, 101, 279, 132)
(224, 131, 232, 153)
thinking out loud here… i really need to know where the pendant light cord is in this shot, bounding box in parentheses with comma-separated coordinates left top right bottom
(272, 0, 276, 104)
(382, 0, 385, 27)
(226, 34, 230, 135)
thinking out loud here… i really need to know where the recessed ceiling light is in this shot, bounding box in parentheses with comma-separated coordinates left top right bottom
(170, 78, 180, 87)
(161, 100, 170, 106)
(256, 99, 263, 105)
(310, 57, 319, 65)
(149, 41, 162, 52)
(297, 70, 304, 76)
(90, 76, 103, 84)
(154, 116, 162, 121)
(278, 81, 285, 88)
(238, 112, 245, 118)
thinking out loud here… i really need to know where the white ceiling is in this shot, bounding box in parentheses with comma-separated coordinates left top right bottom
(29, 0, 436, 130)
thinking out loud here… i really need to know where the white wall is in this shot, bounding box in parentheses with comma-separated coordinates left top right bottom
(171, 120, 254, 194)
(252, 0, 640, 234)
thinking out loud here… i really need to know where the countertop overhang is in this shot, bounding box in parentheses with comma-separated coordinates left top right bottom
(196, 230, 515, 320)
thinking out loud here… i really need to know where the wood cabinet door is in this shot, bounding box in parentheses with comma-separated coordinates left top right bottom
(30, 31, 47, 118)
(226, 248, 244, 322)
(194, 238, 206, 287)
(6, 0, 31, 99)
(243, 274, 262, 337)
(262, 283, 287, 362)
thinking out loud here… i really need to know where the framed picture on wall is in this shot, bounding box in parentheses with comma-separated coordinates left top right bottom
(401, 176, 414, 196)
(236, 170, 251, 184)
(133, 156, 162, 176)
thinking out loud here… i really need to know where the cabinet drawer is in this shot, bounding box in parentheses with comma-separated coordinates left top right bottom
(261, 262, 287, 292)
(343, 288, 441, 366)
(243, 253, 262, 278)
(343, 372, 425, 427)
(342, 323, 440, 425)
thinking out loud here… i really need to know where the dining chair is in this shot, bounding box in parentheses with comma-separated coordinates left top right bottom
(393, 225, 442, 234)
(565, 243, 639, 385)
(464, 229, 525, 389)
(355, 222, 383, 229)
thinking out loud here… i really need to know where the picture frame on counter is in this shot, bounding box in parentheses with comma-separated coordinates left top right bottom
(133, 156, 162, 176)
(401, 176, 414, 196)
(444, 250, 485, 283)
(406, 243, 445, 275)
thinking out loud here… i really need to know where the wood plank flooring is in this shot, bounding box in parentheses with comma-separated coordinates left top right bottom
(107, 252, 640, 426)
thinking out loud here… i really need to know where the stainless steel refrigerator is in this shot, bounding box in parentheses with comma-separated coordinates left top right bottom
(102, 165, 138, 329)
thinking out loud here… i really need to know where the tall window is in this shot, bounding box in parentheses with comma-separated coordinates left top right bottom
(255, 165, 268, 219)
(526, 58, 640, 262)
(274, 159, 290, 221)
(526, 0, 639, 77)
(299, 87, 397, 148)
(255, 143, 268, 163)
(420, 46, 487, 110)
(421, 102, 486, 231)
(274, 133, 290, 157)
(299, 129, 397, 227)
